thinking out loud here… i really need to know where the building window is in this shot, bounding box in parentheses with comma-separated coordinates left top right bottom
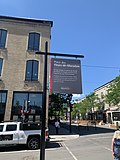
(0, 29, 7, 49)
(25, 60, 39, 81)
(0, 58, 3, 77)
(0, 91, 7, 122)
(11, 92, 42, 122)
(28, 32, 40, 51)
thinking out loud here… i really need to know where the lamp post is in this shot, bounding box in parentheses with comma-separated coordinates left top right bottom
(68, 94, 73, 133)
(36, 42, 84, 160)
(40, 42, 48, 160)
(69, 103, 72, 133)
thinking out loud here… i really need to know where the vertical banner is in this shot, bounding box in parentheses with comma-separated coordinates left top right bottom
(50, 58, 82, 94)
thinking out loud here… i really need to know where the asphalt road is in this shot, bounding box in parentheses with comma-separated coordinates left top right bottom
(46, 132, 113, 160)
(0, 132, 114, 160)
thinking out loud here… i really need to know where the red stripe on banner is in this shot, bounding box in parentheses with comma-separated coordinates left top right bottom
(50, 58, 52, 93)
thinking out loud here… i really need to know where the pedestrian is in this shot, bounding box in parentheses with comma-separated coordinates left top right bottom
(55, 119, 60, 134)
(112, 129, 120, 160)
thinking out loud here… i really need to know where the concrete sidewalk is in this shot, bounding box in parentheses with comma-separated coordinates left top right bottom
(48, 121, 116, 142)
(48, 123, 79, 141)
(62, 122, 116, 136)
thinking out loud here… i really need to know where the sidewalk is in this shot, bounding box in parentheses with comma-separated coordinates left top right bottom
(62, 121, 116, 136)
(49, 123, 79, 141)
(49, 121, 116, 139)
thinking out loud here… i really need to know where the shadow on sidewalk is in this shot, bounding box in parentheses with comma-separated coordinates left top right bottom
(46, 141, 62, 149)
(49, 124, 70, 135)
(55, 122, 116, 136)
(75, 125, 115, 136)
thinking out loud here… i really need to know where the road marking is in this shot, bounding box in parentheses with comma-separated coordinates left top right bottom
(104, 147, 112, 152)
(80, 132, 114, 138)
(63, 142, 78, 160)
(0, 149, 39, 154)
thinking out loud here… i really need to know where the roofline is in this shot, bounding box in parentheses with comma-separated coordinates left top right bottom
(0, 15, 53, 27)
(94, 79, 114, 91)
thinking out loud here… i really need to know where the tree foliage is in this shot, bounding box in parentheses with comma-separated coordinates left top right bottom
(71, 76, 120, 121)
(72, 93, 98, 120)
(85, 93, 97, 112)
(105, 76, 120, 106)
(49, 93, 72, 118)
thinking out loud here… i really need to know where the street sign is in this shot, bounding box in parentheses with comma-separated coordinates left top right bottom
(50, 58, 82, 94)
(36, 42, 84, 160)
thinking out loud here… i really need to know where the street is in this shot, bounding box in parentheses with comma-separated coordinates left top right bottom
(0, 131, 114, 160)
(46, 132, 113, 160)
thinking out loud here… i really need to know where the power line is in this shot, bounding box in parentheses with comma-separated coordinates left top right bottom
(82, 65, 120, 69)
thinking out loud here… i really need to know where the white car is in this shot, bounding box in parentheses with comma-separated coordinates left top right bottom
(0, 121, 49, 150)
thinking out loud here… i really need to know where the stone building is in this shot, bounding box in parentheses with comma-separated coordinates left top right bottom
(94, 81, 111, 122)
(94, 80, 120, 124)
(77, 80, 120, 123)
(0, 16, 53, 122)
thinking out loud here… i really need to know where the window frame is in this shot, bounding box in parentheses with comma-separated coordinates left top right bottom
(25, 60, 39, 81)
(0, 29, 7, 49)
(11, 91, 43, 122)
(0, 125, 4, 132)
(20, 123, 41, 131)
(6, 124, 17, 131)
(0, 58, 3, 77)
(0, 90, 7, 122)
(28, 32, 40, 51)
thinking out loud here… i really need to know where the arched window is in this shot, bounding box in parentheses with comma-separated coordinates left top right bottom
(28, 32, 40, 51)
(25, 60, 39, 81)
(0, 29, 7, 49)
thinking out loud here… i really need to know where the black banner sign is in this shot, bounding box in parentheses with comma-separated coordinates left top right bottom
(50, 58, 82, 94)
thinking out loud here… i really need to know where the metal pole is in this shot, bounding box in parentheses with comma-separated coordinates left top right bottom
(69, 104, 72, 133)
(36, 51, 84, 59)
(40, 41, 48, 160)
(35, 49, 84, 159)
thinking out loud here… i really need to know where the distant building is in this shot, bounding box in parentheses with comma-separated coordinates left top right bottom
(94, 81, 111, 110)
(0, 16, 53, 122)
(94, 80, 120, 110)
(94, 80, 120, 123)
(76, 79, 120, 123)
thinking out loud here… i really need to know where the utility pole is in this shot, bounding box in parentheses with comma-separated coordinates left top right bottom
(36, 42, 84, 160)
(68, 94, 73, 133)
(40, 42, 48, 160)
(69, 102, 72, 133)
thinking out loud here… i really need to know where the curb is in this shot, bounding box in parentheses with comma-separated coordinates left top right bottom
(50, 134, 79, 142)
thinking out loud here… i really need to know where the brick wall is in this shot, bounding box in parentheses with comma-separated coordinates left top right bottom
(0, 17, 52, 121)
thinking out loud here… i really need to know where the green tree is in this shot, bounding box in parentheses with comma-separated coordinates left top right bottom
(49, 93, 71, 119)
(80, 99, 90, 119)
(106, 76, 120, 106)
(96, 94, 105, 111)
(86, 93, 97, 113)
(72, 103, 80, 119)
(81, 93, 97, 120)
(72, 93, 98, 120)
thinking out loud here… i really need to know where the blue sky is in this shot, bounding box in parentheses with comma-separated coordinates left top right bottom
(0, 0, 120, 99)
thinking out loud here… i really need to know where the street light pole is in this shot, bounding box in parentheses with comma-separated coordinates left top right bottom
(40, 41, 48, 160)
(68, 94, 73, 133)
(69, 102, 72, 133)
(36, 44, 84, 160)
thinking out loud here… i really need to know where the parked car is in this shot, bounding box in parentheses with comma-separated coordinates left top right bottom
(0, 121, 49, 150)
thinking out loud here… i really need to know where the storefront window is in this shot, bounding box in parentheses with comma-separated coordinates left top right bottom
(11, 92, 42, 122)
(0, 91, 7, 122)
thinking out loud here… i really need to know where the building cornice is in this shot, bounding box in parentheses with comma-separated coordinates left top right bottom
(0, 15, 53, 27)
